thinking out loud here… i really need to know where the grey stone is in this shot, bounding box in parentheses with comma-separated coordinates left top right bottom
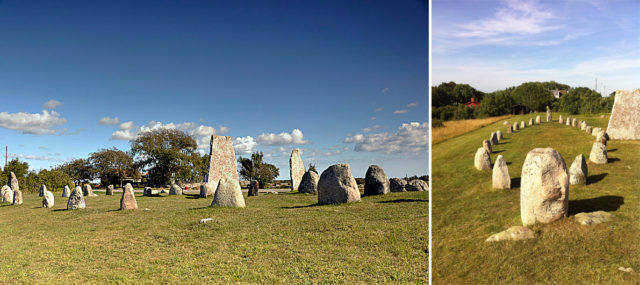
(120, 183, 138, 210)
(62, 185, 70, 197)
(485, 226, 535, 242)
(1, 185, 13, 203)
(13, 188, 22, 205)
(585, 126, 592, 134)
(43, 190, 54, 208)
(406, 179, 428, 192)
(559, 115, 563, 123)
(143, 187, 154, 196)
(546, 106, 552, 122)
(492, 155, 510, 189)
(299, 171, 319, 193)
(572, 118, 577, 127)
(206, 135, 239, 193)
(389, 178, 407, 192)
(535, 115, 541, 124)
(589, 142, 607, 164)
(574, 211, 614, 225)
(106, 185, 114, 195)
(513, 122, 519, 131)
(67, 186, 86, 210)
(496, 130, 503, 140)
(490, 132, 498, 145)
(591, 127, 602, 136)
(566, 117, 571, 125)
(200, 182, 215, 198)
(317, 164, 361, 205)
(247, 180, 259, 196)
(569, 154, 588, 185)
(507, 125, 513, 134)
(606, 89, 640, 140)
(482, 139, 492, 154)
(83, 184, 97, 197)
(520, 121, 526, 129)
(211, 178, 245, 208)
(364, 165, 390, 195)
(474, 147, 492, 171)
(289, 149, 306, 191)
(169, 184, 183, 195)
(39, 184, 47, 197)
(8, 172, 19, 192)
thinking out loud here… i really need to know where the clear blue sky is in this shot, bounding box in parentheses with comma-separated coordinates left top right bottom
(0, 0, 428, 179)
(433, 0, 640, 93)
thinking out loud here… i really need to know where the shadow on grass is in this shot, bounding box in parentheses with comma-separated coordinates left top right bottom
(568, 195, 624, 215)
(511, 177, 521, 188)
(377, 199, 428, 204)
(608, 148, 617, 152)
(281, 203, 321, 209)
(608, 157, 620, 163)
(492, 150, 504, 154)
(184, 194, 202, 200)
(189, 206, 211, 210)
(588, 173, 608, 184)
(52, 209, 68, 212)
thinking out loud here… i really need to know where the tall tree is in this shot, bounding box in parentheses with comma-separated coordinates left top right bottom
(56, 158, 96, 185)
(89, 147, 137, 187)
(130, 129, 197, 185)
(237, 151, 279, 188)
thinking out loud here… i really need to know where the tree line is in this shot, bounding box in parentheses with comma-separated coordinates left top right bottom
(432, 81, 615, 124)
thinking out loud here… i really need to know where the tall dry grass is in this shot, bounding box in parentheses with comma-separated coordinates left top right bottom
(432, 115, 512, 144)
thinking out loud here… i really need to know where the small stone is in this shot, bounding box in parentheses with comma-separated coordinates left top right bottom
(482, 139, 492, 154)
(1, 185, 14, 203)
(83, 184, 97, 197)
(546, 106, 552, 122)
(513, 122, 519, 131)
(618, 267, 635, 273)
(492, 155, 510, 190)
(574, 211, 614, 225)
(120, 183, 138, 210)
(43, 190, 54, 208)
(299, 171, 320, 193)
(558, 115, 563, 123)
(169, 184, 183, 195)
(572, 118, 577, 127)
(317, 164, 361, 205)
(585, 126, 592, 134)
(485, 226, 535, 242)
(569, 154, 588, 185)
(364, 165, 390, 195)
(389, 178, 407, 192)
(13, 188, 23, 205)
(67, 186, 86, 210)
(589, 142, 607, 164)
(143, 187, 153, 196)
(211, 178, 245, 208)
(62, 186, 71, 197)
(566, 117, 571, 126)
(596, 131, 608, 145)
(591, 127, 602, 136)
(406, 179, 428, 192)
(474, 147, 492, 171)
(503, 121, 509, 125)
(106, 185, 114, 195)
(535, 115, 541, 124)
(200, 218, 213, 224)
(490, 132, 499, 145)
(200, 183, 215, 198)
(520, 121, 526, 129)
(496, 130, 503, 141)
(507, 125, 513, 134)
(143, 208, 151, 211)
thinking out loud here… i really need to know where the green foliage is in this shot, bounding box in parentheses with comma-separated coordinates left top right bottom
(130, 129, 197, 185)
(36, 169, 74, 192)
(237, 152, 280, 188)
(432, 105, 457, 121)
(188, 154, 209, 183)
(473, 89, 515, 118)
(56, 158, 96, 184)
(454, 104, 474, 120)
(431, 119, 444, 128)
(558, 87, 612, 115)
(510, 82, 554, 111)
(432, 81, 484, 107)
(90, 147, 137, 187)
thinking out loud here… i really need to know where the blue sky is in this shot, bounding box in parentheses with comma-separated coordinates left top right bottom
(0, 0, 428, 179)
(433, 0, 640, 93)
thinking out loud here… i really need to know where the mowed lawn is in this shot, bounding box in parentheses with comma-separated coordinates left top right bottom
(432, 113, 640, 284)
(0, 188, 427, 283)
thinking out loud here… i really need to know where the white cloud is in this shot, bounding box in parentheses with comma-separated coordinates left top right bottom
(0, 109, 67, 135)
(43, 99, 62, 110)
(393, 109, 409, 114)
(219, 125, 230, 134)
(233, 136, 257, 155)
(363, 125, 381, 133)
(407, 102, 418, 108)
(344, 122, 428, 154)
(110, 120, 229, 151)
(381, 88, 390, 93)
(256, 129, 309, 145)
(9, 153, 66, 162)
(375, 107, 384, 112)
(98, 117, 120, 125)
(119, 121, 135, 130)
(370, 117, 376, 121)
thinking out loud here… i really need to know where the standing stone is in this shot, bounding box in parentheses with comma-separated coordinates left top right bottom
(507, 125, 513, 134)
(482, 139, 492, 154)
(299, 171, 319, 193)
(520, 121, 526, 129)
(606, 89, 640, 140)
(580, 121, 587, 130)
(490, 132, 499, 145)
(67, 186, 86, 210)
(8, 172, 19, 192)
(496, 130, 503, 140)
(169, 183, 183, 195)
(585, 126, 592, 134)
(317, 164, 361, 205)
(406, 179, 428, 191)
(39, 184, 47, 197)
(492, 155, 510, 189)
(596, 131, 608, 145)
(364, 165, 390, 196)
(566, 117, 571, 126)
(569, 154, 588, 185)
(589, 142, 608, 164)
(513, 122, 519, 131)
(120, 183, 138, 210)
(143, 187, 154, 196)
(13, 189, 22, 205)
(211, 178, 245, 208)
(106, 185, 114, 195)
(520, 148, 569, 226)
(535, 115, 541, 124)
(528, 118, 533, 126)
(200, 182, 215, 198)
(503, 121, 510, 125)
(546, 106, 552, 122)
(62, 185, 71, 197)
(571, 118, 577, 127)
(206, 135, 239, 195)
(474, 147, 492, 171)
(247, 180, 259, 197)
(591, 127, 602, 136)
(559, 115, 563, 123)
(389, 178, 407, 192)
(83, 184, 97, 197)
(1, 185, 13, 203)
(42, 190, 54, 208)
(289, 149, 306, 191)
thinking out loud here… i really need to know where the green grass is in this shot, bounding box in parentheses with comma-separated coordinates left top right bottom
(0, 189, 427, 283)
(432, 112, 640, 284)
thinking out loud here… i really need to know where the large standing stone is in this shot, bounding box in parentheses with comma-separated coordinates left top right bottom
(569, 154, 588, 185)
(62, 185, 71, 197)
(546, 106, 552, 122)
(389, 178, 407, 192)
(566, 117, 571, 126)
(200, 182, 215, 198)
(247, 180, 259, 196)
(43, 190, 54, 208)
(206, 135, 239, 194)
(211, 178, 245, 208)
(317, 164, 361, 205)
(299, 171, 319, 193)
(83, 184, 97, 197)
(8, 172, 19, 192)
(589, 142, 607, 164)
(591, 127, 602, 136)
(496, 130, 503, 140)
(474, 147, 492, 171)
(120, 183, 138, 210)
(571, 118, 577, 127)
(520, 148, 569, 226)
(507, 125, 513, 134)
(520, 121, 526, 129)
(535, 115, 541, 124)
(492, 155, 510, 189)
(39, 184, 47, 197)
(1, 185, 13, 203)
(289, 149, 306, 191)
(606, 89, 640, 140)
(406, 179, 428, 191)
(67, 186, 86, 210)
(169, 184, 183, 195)
(13, 189, 22, 205)
(106, 185, 114, 195)
(558, 115, 563, 123)
(513, 122, 519, 131)
(490, 132, 498, 145)
(482, 139, 492, 154)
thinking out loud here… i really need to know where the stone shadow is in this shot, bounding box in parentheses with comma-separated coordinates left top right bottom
(588, 173, 608, 184)
(568, 195, 624, 215)
(492, 150, 505, 154)
(511, 177, 521, 188)
(184, 193, 201, 200)
(377, 199, 428, 204)
(608, 157, 620, 163)
(608, 148, 617, 152)
(281, 203, 321, 209)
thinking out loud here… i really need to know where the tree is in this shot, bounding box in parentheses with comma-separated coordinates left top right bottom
(238, 152, 280, 188)
(130, 129, 197, 186)
(89, 147, 137, 187)
(56, 158, 96, 185)
(511, 82, 554, 111)
(308, 163, 317, 174)
(4, 159, 30, 188)
(37, 169, 74, 192)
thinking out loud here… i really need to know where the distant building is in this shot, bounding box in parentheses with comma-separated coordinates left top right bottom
(553, 88, 568, 99)
(465, 97, 480, 108)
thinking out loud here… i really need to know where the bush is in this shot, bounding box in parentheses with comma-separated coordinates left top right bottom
(432, 119, 444, 128)
(432, 105, 456, 121)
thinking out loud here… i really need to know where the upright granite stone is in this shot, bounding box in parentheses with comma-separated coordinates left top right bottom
(120, 183, 138, 210)
(42, 190, 54, 208)
(317, 164, 361, 205)
(606, 89, 640, 140)
(299, 171, 319, 193)
(490, 132, 499, 145)
(566, 117, 571, 126)
(211, 178, 245, 208)
(558, 115, 563, 123)
(247, 180, 259, 196)
(62, 185, 70, 197)
(507, 125, 513, 134)
(520, 121, 526, 129)
(406, 179, 428, 191)
(546, 106, 552, 122)
(513, 122, 519, 131)
(1, 185, 13, 203)
(389, 178, 407, 192)
(200, 182, 215, 198)
(492, 155, 510, 189)
(520, 148, 569, 226)
(496, 130, 503, 140)
(13, 188, 22, 205)
(474, 147, 492, 171)
(169, 183, 183, 195)
(364, 165, 389, 196)
(589, 142, 607, 164)
(569, 154, 588, 185)
(8, 172, 19, 193)
(482, 139, 492, 154)
(83, 184, 97, 197)
(106, 185, 114, 195)
(591, 127, 602, 136)
(39, 184, 47, 197)
(206, 135, 239, 193)
(67, 186, 86, 210)
(596, 131, 608, 145)
(535, 115, 541, 124)
(585, 126, 593, 134)
(289, 149, 305, 191)
(580, 121, 587, 130)
(571, 118, 577, 127)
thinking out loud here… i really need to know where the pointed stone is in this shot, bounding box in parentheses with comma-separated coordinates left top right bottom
(606, 89, 640, 140)
(43, 191, 54, 208)
(492, 155, 510, 189)
(120, 183, 138, 210)
(62, 185, 71, 197)
(289, 149, 306, 191)
(513, 122, 519, 131)
(211, 178, 245, 208)
(490, 132, 498, 145)
(67, 186, 86, 210)
(169, 183, 183, 195)
(206, 135, 239, 194)
(83, 184, 97, 197)
(474, 147, 492, 171)
(482, 139, 492, 154)
(589, 142, 607, 164)
(8, 172, 19, 192)
(569, 154, 588, 185)
(39, 184, 47, 197)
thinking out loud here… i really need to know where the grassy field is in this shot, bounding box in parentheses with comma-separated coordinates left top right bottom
(0, 189, 427, 283)
(432, 112, 640, 284)
(432, 115, 512, 144)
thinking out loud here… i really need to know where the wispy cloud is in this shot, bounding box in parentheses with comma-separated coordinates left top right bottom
(375, 107, 384, 112)
(345, 122, 428, 154)
(0, 108, 67, 135)
(256, 129, 309, 146)
(43, 99, 62, 110)
(393, 109, 409, 114)
(407, 102, 418, 107)
(98, 116, 120, 125)
(381, 87, 390, 93)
